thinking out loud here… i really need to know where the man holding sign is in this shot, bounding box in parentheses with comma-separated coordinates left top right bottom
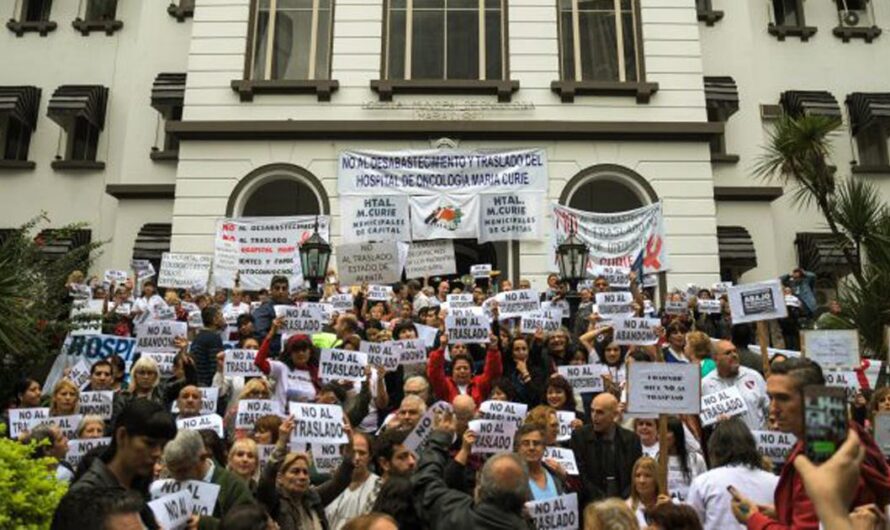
(701, 340, 769, 432)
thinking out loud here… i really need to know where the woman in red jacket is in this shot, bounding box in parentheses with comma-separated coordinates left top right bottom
(427, 332, 502, 406)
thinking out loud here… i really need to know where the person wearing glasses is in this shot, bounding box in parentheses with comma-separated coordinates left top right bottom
(516, 423, 569, 501)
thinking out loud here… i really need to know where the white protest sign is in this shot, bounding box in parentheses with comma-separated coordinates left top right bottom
(556, 410, 575, 442)
(404, 401, 453, 451)
(337, 241, 402, 285)
(67, 358, 92, 390)
(104, 269, 129, 283)
(157, 253, 212, 290)
(468, 419, 517, 454)
(544, 446, 579, 475)
(132, 259, 156, 279)
(445, 307, 491, 344)
(142, 352, 176, 377)
(319, 349, 368, 383)
(785, 295, 801, 308)
(496, 289, 541, 319)
(627, 362, 701, 415)
(150, 480, 221, 518)
(360, 341, 401, 372)
(470, 264, 493, 279)
(393, 338, 427, 366)
(171, 387, 219, 416)
(8, 407, 49, 439)
(34, 414, 83, 440)
(148, 490, 192, 530)
(212, 216, 329, 290)
(478, 192, 544, 243)
(258, 444, 276, 469)
(224, 349, 262, 377)
(136, 320, 187, 353)
(713, 281, 733, 296)
(747, 344, 801, 359)
(310, 443, 345, 473)
(68, 283, 91, 300)
(802, 329, 860, 369)
(479, 400, 528, 428)
(612, 317, 660, 346)
(824, 370, 860, 398)
(235, 400, 282, 430)
(728, 280, 787, 324)
(79, 391, 114, 420)
(525, 493, 579, 530)
(69, 299, 103, 336)
(664, 300, 688, 316)
(329, 293, 354, 312)
(697, 299, 722, 314)
(65, 437, 110, 468)
(275, 304, 326, 335)
(874, 413, 890, 457)
(289, 402, 348, 444)
(700, 387, 749, 427)
(447, 293, 474, 308)
(415, 323, 439, 348)
(595, 292, 634, 318)
(521, 310, 562, 334)
(367, 284, 394, 302)
(340, 195, 410, 244)
(752, 430, 797, 465)
(405, 240, 457, 279)
(591, 265, 631, 289)
(557, 364, 606, 393)
(176, 414, 224, 437)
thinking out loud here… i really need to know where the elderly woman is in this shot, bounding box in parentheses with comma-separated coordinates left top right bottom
(50, 379, 80, 416)
(228, 437, 260, 492)
(225, 378, 274, 440)
(75, 415, 106, 439)
(516, 423, 568, 501)
(29, 423, 73, 482)
(524, 405, 560, 447)
(257, 416, 356, 530)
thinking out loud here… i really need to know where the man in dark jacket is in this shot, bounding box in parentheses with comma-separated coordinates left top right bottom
(570, 392, 642, 504)
(413, 412, 534, 530)
(253, 275, 291, 354)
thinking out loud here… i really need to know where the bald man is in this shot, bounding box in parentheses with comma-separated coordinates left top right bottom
(702, 340, 769, 431)
(570, 392, 642, 504)
(452, 395, 476, 434)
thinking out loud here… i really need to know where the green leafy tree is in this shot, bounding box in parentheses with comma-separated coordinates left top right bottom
(0, 214, 103, 395)
(0, 424, 68, 529)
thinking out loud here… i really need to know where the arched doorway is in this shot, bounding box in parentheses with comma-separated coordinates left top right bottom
(560, 164, 656, 212)
(226, 163, 330, 217)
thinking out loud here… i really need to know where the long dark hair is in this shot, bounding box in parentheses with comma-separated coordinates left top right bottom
(12, 378, 39, 406)
(371, 476, 424, 529)
(666, 416, 692, 481)
(545, 376, 576, 413)
(707, 418, 763, 469)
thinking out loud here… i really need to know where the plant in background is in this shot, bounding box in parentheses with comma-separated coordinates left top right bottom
(0, 424, 68, 529)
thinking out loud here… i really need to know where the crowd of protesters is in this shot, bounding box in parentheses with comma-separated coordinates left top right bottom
(4, 264, 889, 530)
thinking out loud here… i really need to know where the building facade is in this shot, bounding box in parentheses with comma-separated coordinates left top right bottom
(1, 0, 888, 301)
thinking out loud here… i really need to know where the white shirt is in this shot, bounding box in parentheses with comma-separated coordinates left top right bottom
(686, 464, 779, 530)
(664, 453, 707, 502)
(642, 441, 659, 458)
(326, 474, 381, 530)
(701, 366, 769, 432)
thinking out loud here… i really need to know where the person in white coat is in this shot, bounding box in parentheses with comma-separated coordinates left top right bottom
(686, 418, 778, 530)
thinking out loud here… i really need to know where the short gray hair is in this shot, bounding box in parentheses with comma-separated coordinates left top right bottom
(477, 452, 530, 513)
(400, 394, 427, 413)
(163, 429, 204, 469)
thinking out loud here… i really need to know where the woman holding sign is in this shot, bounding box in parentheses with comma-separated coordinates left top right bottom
(427, 332, 503, 407)
(255, 318, 320, 410)
(50, 379, 80, 416)
(516, 424, 569, 501)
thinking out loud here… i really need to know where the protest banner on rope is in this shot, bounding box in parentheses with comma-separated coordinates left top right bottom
(801, 329, 860, 369)
(496, 289, 541, 319)
(212, 216, 330, 290)
(468, 419, 517, 454)
(171, 387, 219, 416)
(404, 401, 453, 451)
(337, 241, 402, 285)
(319, 349, 367, 383)
(288, 402, 349, 444)
(728, 280, 787, 324)
(557, 364, 606, 393)
(360, 341, 401, 372)
(236, 400, 282, 430)
(176, 414, 224, 437)
(136, 320, 187, 353)
(80, 391, 114, 420)
(66, 437, 111, 468)
(544, 446, 579, 475)
(445, 307, 491, 344)
(525, 493, 579, 530)
(148, 490, 192, 530)
(150, 480, 221, 518)
(157, 253, 212, 290)
(479, 400, 528, 428)
(8, 407, 48, 439)
(612, 317, 660, 346)
(224, 349, 262, 377)
(752, 430, 797, 466)
(405, 239, 457, 279)
(700, 387, 749, 427)
(340, 195, 410, 243)
(627, 362, 701, 415)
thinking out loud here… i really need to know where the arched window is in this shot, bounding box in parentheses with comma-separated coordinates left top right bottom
(227, 164, 329, 217)
(561, 164, 655, 213)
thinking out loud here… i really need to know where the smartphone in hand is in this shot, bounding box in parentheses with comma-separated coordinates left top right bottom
(803, 386, 848, 464)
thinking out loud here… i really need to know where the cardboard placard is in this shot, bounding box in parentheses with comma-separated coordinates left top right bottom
(752, 430, 797, 465)
(8, 407, 49, 439)
(802, 329, 860, 369)
(445, 307, 491, 344)
(479, 400, 528, 428)
(319, 349, 368, 383)
(405, 240, 457, 279)
(340, 195, 411, 244)
(525, 493, 579, 530)
(337, 241, 402, 285)
(557, 364, 606, 393)
(79, 391, 114, 420)
(520, 310, 563, 334)
(544, 446, 579, 475)
(728, 280, 787, 324)
(136, 320, 187, 353)
(627, 362, 701, 415)
(329, 293, 354, 312)
(148, 490, 192, 530)
(700, 386, 749, 427)
(594, 292, 634, 318)
(65, 437, 110, 468)
(496, 289, 541, 319)
(394, 338, 427, 366)
(404, 401, 453, 451)
(697, 299, 722, 314)
(158, 253, 212, 290)
(360, 341, 401, 372)
(288, 403, 348, 444)
(591, 265, 631, 289)
(447, 293, 474, 308)
(367, 284, 393, 302)
(224, 349, 262, 377)
(275, 305, 326, 335)
(176, 414, 224, 437)
(150, 480, 221, 518)
(612, 317, 660, 346)
(235, 400, 282, 430)
(468, 419, 517, 454)
(310, 443, 345, 473)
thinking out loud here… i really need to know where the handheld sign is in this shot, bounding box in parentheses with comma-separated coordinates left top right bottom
(142, 352, 177, 377)
(415, 323, 439, 348)
(824, 370, 860, 398)
(136, 320, 187, 353)
(747, 344, 801, 359)
(132, 259, 156, 279)
(69, 299, 104, 336)
(158, 253, 212, 290)
(367, 284, 394, 302)
(557, 364, 606, 393)
(520, 310, 562, 334)
(595, 292, 634, 318)
(728, 280, 787, 324)
(104, 270, 129, 283)
(66, 437, 110, 468)
(8, 407, 49, 439)
(319, 349, 368, 383)
(80, 391, 114, 420)
(525, 493, 579, 530)
(404, 401, 453, 451)
(329, 293, 354, 312)
(664, 300, 688, 316)
(405, 240, 457, 279)
(697, 299, 722, 314)
(495, 289, 541, 319)
(445, 307, 491, 344)
(67, 358, 92, 390)
(627, 362, 701, 415)
(310, 443, 345, 473)
(612, 317, 660, 346)
(393, 339, 427, 366)
(591, 265, 631, 289)
(224, 349, 262, 377)
(479, 400, 528, 428)
(275, 305, 325, 335)
(176, 414, 224, 438)
(471, 264, 493, 279)
(544, 446, 579, 475)
(150, 480, 221, 517)
(447, 293, 474, 308)
(752, 430, 797, 466)
(171, 387, 219, 416)
(468, 419, 517, 454)
(360, 341, 401, 372)
(148, 490, 192, 530)
(802, 329, 860, 370)
(35, 415, 83, 440)
(700, 387, 749, 427)
(712, 281, 733, 296)
(337, 241, 402, 285)
(236, 400, 282, 430)
(289, 402, 348, 444)
(874, 413, 890, 457)
(556, 411, 575, 442)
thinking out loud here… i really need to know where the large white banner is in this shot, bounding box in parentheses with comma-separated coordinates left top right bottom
(338, 148, 549, 195)
(339, 196, 411, 244)
(157, 253, 212, 290)
(410, 194, 480, 240)
(478, 192, 544, 243)
(550, 202, 668, 274)
(213, 216, 330, 291)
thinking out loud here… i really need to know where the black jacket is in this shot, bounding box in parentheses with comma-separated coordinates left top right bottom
(413, 431, 533, 530)
(63, 456, 158, 529)
(569, 424, 642, 505)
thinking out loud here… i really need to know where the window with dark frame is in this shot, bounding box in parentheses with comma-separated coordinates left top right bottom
(772, 0, 800, 27)
(695, 0, 724, 26)
(833, 0, 881, 43)
(6, 0, 57, 36)
(558, 0, 641, 84)
(0, 87, 40, 169)
(856, 123, 890, 167)
(168, 0, 196, 22)
(768, 0, 816, 40)
(249, 0, 334, 82)
(47, 85, 108, 170)
(73, 0, 123, 35)
(22, 0, 53, 22)
(1, 115, 32, 162)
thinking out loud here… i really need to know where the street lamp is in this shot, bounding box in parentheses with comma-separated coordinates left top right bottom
(556, 229, 590, 320)
(299, 217, 331, 302)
